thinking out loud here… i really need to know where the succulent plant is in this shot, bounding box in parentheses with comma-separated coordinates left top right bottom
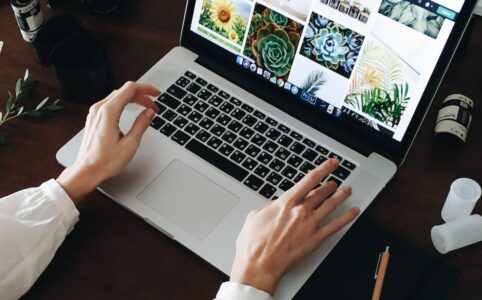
(310, 26, 349, 70)
(263, 8, 288, 28)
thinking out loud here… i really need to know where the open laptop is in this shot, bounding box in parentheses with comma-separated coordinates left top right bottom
(57, 0, 477, 298)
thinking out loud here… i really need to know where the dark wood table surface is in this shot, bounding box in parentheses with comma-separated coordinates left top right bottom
(1, 1, 481, 299)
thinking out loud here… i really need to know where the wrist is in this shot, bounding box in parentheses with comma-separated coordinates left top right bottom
(230, 260, 281, 295)
(57, 163, 103, 205)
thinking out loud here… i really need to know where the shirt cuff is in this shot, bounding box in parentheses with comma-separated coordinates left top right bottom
(216, 282, 273, 300)
(40, 179, 79, 227)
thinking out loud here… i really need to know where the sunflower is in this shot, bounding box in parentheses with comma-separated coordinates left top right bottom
(210, 0, 237, 32)
(228, 30, 238, 42)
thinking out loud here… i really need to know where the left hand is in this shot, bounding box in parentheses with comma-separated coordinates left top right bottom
(57, 82, 160, 203)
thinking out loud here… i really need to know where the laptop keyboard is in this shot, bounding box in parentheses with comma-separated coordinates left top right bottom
(149, 71, 358, 200)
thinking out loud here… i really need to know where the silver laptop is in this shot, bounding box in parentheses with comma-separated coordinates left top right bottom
(57, 0, 476, 298)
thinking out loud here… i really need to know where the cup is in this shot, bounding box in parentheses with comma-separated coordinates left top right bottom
(49, 30, 115, 105)
(32, 14, 82, 67)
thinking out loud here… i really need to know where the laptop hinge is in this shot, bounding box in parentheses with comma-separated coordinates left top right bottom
(195, 54, 374, 159)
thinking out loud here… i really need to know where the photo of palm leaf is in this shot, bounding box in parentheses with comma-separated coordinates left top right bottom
(300, 71, 327, 95)
(199, 0, 251, 46)
(344, 40, 415, 128)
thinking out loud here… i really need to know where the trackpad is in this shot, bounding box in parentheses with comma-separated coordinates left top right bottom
(137, 160, 239, 240)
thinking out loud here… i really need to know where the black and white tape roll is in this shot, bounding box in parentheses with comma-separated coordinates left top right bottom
(10, 0, 45, 42)
(435, 94, 474, 144)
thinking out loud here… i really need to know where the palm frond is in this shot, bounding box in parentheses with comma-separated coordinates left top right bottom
(300, 71, 326, 95)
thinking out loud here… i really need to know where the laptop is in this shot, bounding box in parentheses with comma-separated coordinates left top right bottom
(57, 0, 477, 298)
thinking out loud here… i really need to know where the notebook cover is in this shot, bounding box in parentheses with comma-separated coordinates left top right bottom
(294, 217, 461, 300)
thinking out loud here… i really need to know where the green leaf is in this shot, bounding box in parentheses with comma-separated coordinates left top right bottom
(15, 79, 23, 97)
(24, 69, 30, 81)
(53, 99, 61, 105)
(45, 104, 63, 112)
(27, 110, 42, 117)
(0, 111, 2, 122)
(6, 94, 14, 114)
(36, 97, 50, 110)
(16, 106, 24, 116)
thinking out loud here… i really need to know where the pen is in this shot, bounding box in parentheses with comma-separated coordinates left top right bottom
(372, 246, 390, 300)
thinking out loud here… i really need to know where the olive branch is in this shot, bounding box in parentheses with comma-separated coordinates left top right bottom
(0, 70, 63, 145)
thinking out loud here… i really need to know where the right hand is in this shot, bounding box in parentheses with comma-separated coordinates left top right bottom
(230, 158, 360, 295)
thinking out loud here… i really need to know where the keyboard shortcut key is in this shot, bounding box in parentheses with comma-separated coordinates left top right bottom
(167, 85, 187, 100)
(150, 116, 165, 130)
(342, 160, 356, 170)
(160, 123, 177, 137)
(259, 183, 277, 199)
(159, 93, 181, 110)
(171, 130, 190, 146)
(242, 157, 258, 170)
(333, 166, 351, 180)
(244, 174, 264, 191)
(279, 179, 295, 191)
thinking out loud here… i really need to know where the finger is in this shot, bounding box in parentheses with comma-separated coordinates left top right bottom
(112, 82, 160, 109)
(315, 207, 360, 243)
(313, 186, 352, 221)
(303, 181, 337, 210)
(283, 159, 339, 207)
(124, 108, 156, 143)
(133, 94, 160, 112)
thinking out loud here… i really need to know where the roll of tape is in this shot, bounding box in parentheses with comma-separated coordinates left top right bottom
(434, 94, 474, 145)
(431, 214, 482, 254)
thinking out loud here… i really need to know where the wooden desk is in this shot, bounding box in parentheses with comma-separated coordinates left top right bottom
(1, 2, 481, 299)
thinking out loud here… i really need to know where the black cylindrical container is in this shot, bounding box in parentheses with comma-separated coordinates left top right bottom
(10, 0, 45, 42)
(434, 94, 474, 146)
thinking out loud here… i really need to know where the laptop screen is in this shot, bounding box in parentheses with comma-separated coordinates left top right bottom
(189, 0, 465, 142)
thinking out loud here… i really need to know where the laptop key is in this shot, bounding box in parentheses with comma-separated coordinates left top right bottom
(187, 111, 203, 123)
(302, 149, 318, 161)
(254, 110, 266, 120)
(241, 103, 254, 113)
(244, 174, 263, 191)
(275, 147, 290, 160)
(267, 172, 282, 185)
(221, 131, 236, 143)
(266, 128, 281, 141)
(242, 157, 258, 171)
(186, 82, 202, 94)
(329, 152, 343, 161)
(290, 131, 303, 141)
(287, 154, 303, 168)
(290, 142, 306, 154)
(207, 136, 222, 149)
(184, 94, 198, 106)
(231, 108, 246, 120)
(240, 127, 255, 139)
(293, 173, 305, 183)
(219, 143, 235, 157)
(199, 117, 214, 130)
(167, 85, 187, 100)
(219, 90, 230, 99)
(245, 145, 261, 158)
(184, 71, 196, 80)
(269, 158, 285, 172)
(177, 104, 192, 116)
(265, 117, 278, 126)
(185, 123, 200, 135)
(198, 89, 212, 100)
(173, 116, 188, 128)
(254, 165, 270, 178)
(242, 115, 257, 127)
(279, 179, 295, 191)
(208, 95, 223, 107)
(229, 97, 242, 106)
(195, 130, 211, 142)
(227, 120, 243, 132)
(300, 162, 316, 173)
(251, 134, 267, 147)
(302, 138, 316, 148)
(207, 83, 219, 93)
(150, 116, 165, 130)
(254, 121, 269, 134)
(186, 139, 249, 182)
(230, 150, 246, 164)
(278, 135, 293, 147)
(315, 155, 328, 165)
(315, 145, 329, 155)
(171, 130, 190, 146)
(278, 124, 290, 133)
(154, 101, 167, 114)
(205, 107, 220, 119)
(195, 77, 207, 86)
(259, 183, 276, 198)
(158, 93, 181, 110)
(162, 109, 177, 121)
(216, 114, 232, 126)
(220, 102, 235, 113)
(262, 140, 278, 153)
(281, 166, 297, 179)
(210, 124, 226, 136)
(194, 100, 208, 113)
(257, 152, 273, 165)
(233, 137, 249, 150)
(176, 76, 190, 88)
(333, 166, 351, 180)
(342, 160, 356, 170)
(160, 123, 176, 137)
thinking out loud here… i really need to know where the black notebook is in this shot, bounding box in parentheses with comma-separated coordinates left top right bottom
(294, 217, 461, 300)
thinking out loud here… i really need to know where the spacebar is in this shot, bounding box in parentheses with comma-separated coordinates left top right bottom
(186, 140, 249, 182)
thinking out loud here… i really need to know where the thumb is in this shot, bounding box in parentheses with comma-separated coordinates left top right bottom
(125, 108, 155, 142)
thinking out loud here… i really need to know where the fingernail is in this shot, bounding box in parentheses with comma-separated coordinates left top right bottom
(146, 108, 155, 118)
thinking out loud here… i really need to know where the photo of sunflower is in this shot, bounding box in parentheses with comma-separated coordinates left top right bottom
(199, 0, 251, 47)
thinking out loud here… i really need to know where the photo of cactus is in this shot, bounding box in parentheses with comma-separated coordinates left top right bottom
(300, 13, 365, 78)
(378, 0, 445, 39)
(242, 3, 304, 81)
(199, 0, 252, 47)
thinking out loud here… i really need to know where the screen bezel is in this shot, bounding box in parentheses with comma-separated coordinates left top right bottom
(180, 0, 478, 164)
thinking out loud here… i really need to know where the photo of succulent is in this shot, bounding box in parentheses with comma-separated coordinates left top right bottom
(378, 0, 445, 39)
(199, 0, 251, 46)
(243, 4, 304, 80)
(301, 13, 365, 78)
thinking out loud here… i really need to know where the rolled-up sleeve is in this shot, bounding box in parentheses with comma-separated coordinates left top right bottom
(0, 179, 79, 300)
(214, 282, 273, 300)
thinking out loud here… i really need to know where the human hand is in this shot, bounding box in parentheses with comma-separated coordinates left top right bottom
(57, 82, 160, 203)
(230, 158, 360, 295)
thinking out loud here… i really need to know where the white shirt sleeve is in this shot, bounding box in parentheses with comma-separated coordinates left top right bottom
(0, 179, 79, 300)
(214, 282, 273, 300)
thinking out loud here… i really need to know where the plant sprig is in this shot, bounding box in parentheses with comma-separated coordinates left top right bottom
(0, 70, 63, 145)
